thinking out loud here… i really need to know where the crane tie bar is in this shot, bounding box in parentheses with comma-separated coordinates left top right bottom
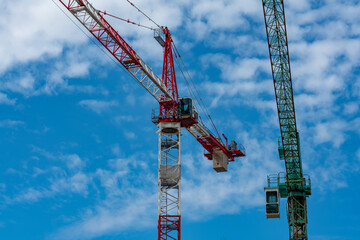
(98, 10, 157, 31)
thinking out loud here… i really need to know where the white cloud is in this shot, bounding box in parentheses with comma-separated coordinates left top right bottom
(6, 152, 90, 204)
(200, 54, 273, 108)
(0, 0, 111, 99)
(291, 39, 359, 96)
(50, 154, 156, 240)
(110, 144, 121, 156)
(9, 172, 91, 204)
(0, 93, 16, 105)
(201, 55, 269, 82)
(343, 102, 359, 115)
(79, 100, 118, 114)
(180, 128, 281, 219)
(113, 115, 138, 124)
(32, 167, 47, 177)
(124, 131, 136, 139)
(50, 172, 90, 196)
(0, 0, 87, 74)
(1, 73, 35, 96)
(310, 162, 348, 192)
(0, 46, 100, 98)
(125, 93, 136, 106)
(40, 50, 93, 95)
(12, 188, 49, 203)
(0, 183, 6, 192)
(0, 0, 87, 73)
(51, 191, 156, 240)
(46, 140, 273, 240)
(0, 120, 24, 128)
(287, 0, 311, 12)
(187, 0, 260, 40)
(198, 1, 360, 154)
(313, 120, 348, 147)
(0, 0, 359, 239)
(61, 154, 84, 171)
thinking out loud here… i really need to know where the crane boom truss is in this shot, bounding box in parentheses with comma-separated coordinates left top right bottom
(263, 0, 301, 180)
(262, 0, 311, 239)
(59, 0, 172, 102)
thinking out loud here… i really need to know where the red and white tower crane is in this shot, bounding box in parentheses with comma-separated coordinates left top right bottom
(57, 0, 246, 239)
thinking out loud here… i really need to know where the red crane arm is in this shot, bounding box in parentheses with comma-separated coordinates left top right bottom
(181, 116, 245, 162)
(58, 0, 172, 102)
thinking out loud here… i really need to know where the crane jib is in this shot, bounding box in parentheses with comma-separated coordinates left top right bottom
(58, 0, 173, 102)
(180, 115, 245, 160)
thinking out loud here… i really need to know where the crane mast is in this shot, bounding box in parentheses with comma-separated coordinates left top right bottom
(58, 0, 246, 239)
(156, 27, 181, 240)
(262, 1, 311, 239)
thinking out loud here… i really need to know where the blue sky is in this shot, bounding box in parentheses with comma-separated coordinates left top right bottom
(0, 0, 360, 239)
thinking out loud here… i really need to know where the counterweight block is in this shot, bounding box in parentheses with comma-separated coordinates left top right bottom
(212, 150, 229, 172)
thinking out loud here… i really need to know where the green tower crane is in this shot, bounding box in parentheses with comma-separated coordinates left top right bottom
(261, 1, 312, 239)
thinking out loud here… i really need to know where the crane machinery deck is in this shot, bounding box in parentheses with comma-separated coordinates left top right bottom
(57, 0, 246, 239)
(261, 1, 312, 239)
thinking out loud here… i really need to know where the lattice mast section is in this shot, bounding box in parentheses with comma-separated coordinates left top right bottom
(155, 26, 181, 239)
(262, 1, 311, 239)
(157, 122, 181, 240)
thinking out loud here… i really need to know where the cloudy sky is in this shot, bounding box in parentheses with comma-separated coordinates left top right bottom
(0, 0, 359, 239)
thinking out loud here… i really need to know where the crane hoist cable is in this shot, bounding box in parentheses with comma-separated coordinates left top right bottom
(173, 51, 219, 141)
(125, 0, 162, 29)
(172, 46, 207, 128)
(172, 42, 223, 142)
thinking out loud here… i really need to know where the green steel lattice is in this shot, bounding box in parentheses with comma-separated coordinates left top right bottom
(262, 1, 311, 239)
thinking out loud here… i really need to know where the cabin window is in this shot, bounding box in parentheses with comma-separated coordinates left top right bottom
(266, 191, 278, 203)
(266, 204, 279, 214)
(179, 98, 193, 116)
